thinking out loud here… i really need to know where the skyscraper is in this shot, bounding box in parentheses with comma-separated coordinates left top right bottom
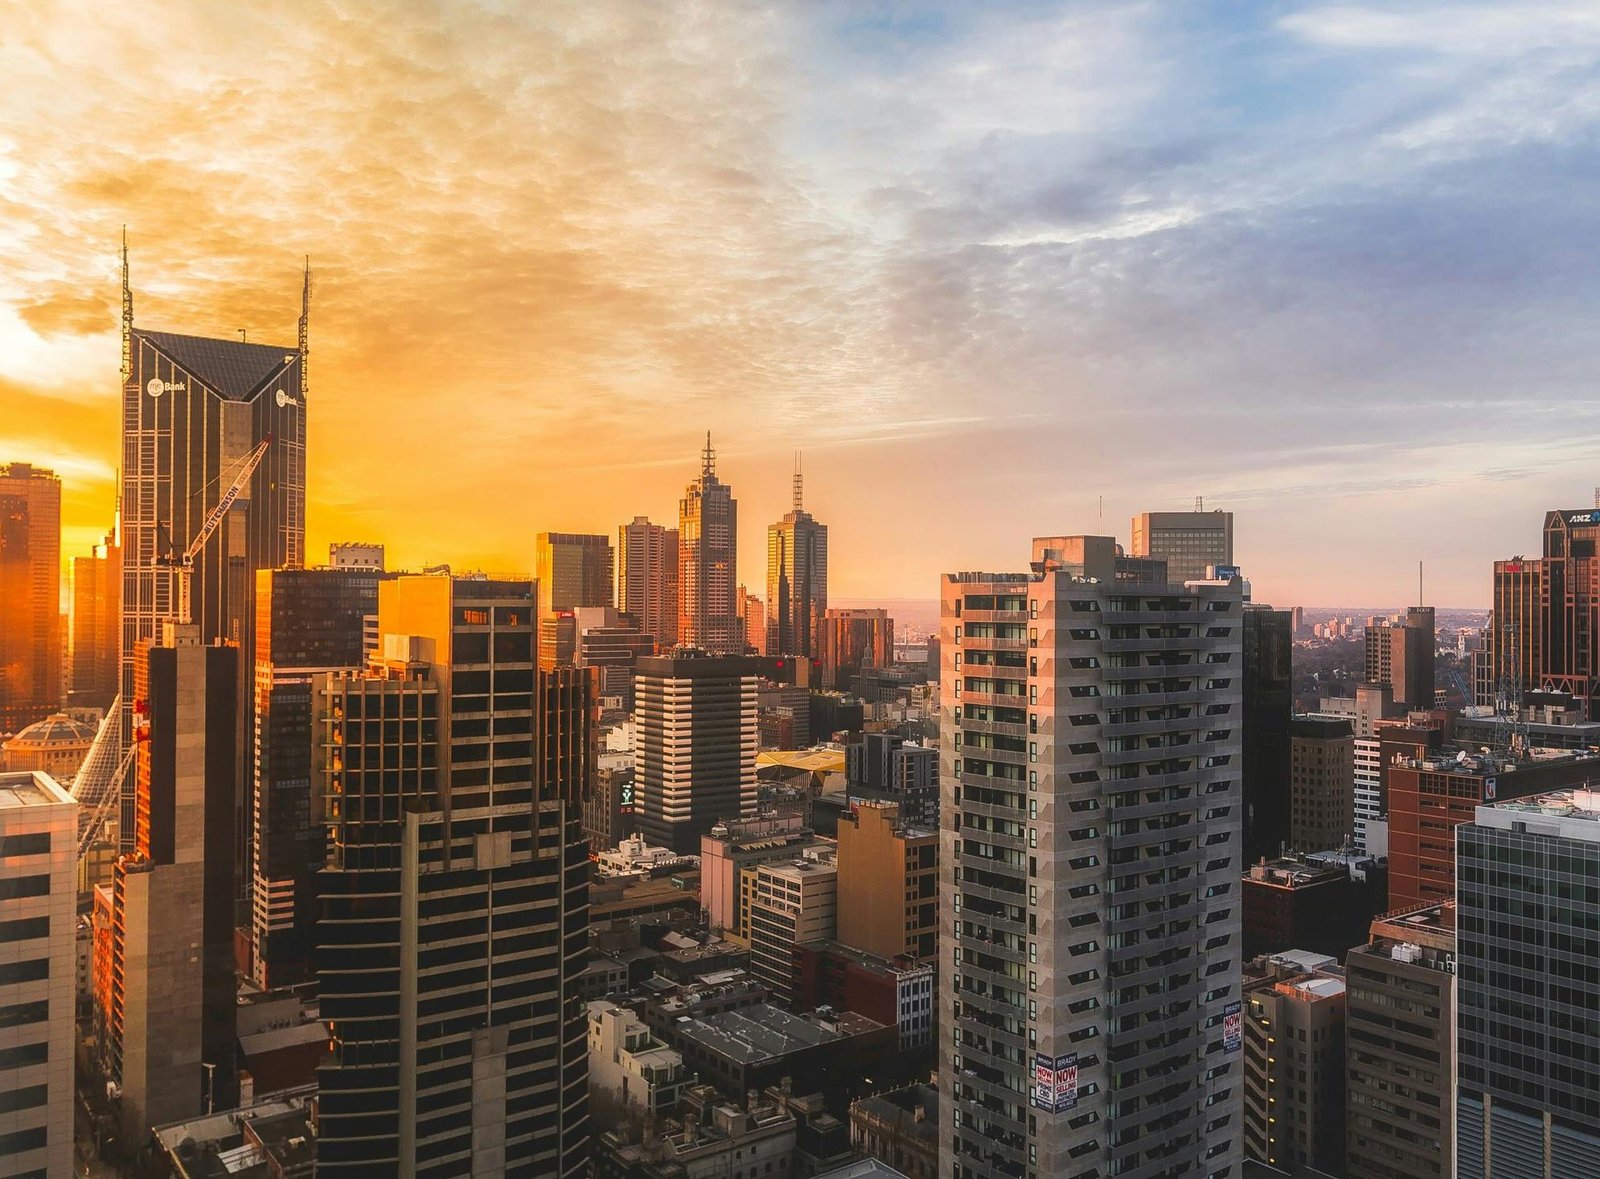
(0, 769, 77, 1179)
(1288, 716, 1354, 852)
(678, 435, 739, 654)
(71, 527, 121, 712)
(0, 462, 62, 733)
(118, 250, 308, 862)
(251, 566, 387, 987)
(634, 652, 758, 854)
(766, 464, 827, 658)
(1364, 606, 1436, 708)
(1240, 605, 1292, 861)
(820, 607, 893, 691)
(314, 576, 591, 1178)
(738, 586, 766, 655)
(619, 516, 678, 650)
(941, 535, 1244, 1179)
(536, 531, 614, 619)
(1129, 509, 1234, 584)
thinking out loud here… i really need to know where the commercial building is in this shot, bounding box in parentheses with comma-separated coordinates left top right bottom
(71, 528, 120, 712)
(845, 733, 938, 829)
(1240, 853, 1375, 963)
(820, 608, 893, 692)
(1241, 606, 1292, 862)
(738, 586, 766, 655)
(540, 610, 579, 670)
(592, 1083, 797, 1179)
(699, 813, 820, 941)
(574, 606, 655, 707)
(850, 1083, 937, 1179)
(1241, 951, 1346, 1175)
(766, 469, 828, 658)
(635, 653, 758, 854)
(1387, 747, 1600, 910)
(1457, 790, 1600, 1176)
(585, 759, 637, 856)
(1365, 607, 1436, 709)
(1288, 716, 1354, 852)
(119, 265, 308, 865)
(312, 576, 591, 1178)
(836, 801, 936, 960)
(537, 531, 614, 619)
(251, 567, 386, 987)
(794, 941, 936, 1052)
(618, 516, 678, 651)
(327, 542, 384, 570)
(941, 535, 1244, 1179)
(587, 1000, 688, 1119)
(0, 462, 61, 734)
(1, 713, 96, 784)
(0, 771, 76, 1179)
(1129, 509, 1234, 584)
(1344, 901, 1455, 1179)
(746, 853, 838, 1007)
(678, 436, 740, 654)
(108, 625, 240, 1144)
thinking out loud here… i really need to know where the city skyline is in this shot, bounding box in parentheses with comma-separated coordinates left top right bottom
(6, 3, 1600, 606)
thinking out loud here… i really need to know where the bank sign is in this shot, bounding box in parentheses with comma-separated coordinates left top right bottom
(1564, 510, 1600, 526)
(1031, 1052, 1078, 1113)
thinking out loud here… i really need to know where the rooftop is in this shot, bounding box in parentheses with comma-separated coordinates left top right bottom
(674, 1003, 885, 1065)
(136, 328, 298, 402)
(0, 770, 74, 809)
(1476, 788, 1600, 843)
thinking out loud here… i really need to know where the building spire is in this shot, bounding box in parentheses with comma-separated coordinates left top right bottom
(298, 256, 311, 403)
(702, 431, 716, 480)
(793, 452, 803, 512)
(120, 227, 133, 385)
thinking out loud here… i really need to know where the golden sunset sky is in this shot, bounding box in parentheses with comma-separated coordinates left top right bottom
(7, 2, 1600, 605)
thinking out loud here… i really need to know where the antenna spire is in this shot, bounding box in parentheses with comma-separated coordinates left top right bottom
(120, 227, 133, 385)
(702, 431, 716, 480)
(298, 257, 311, 404)
(793, 452, 803, 511)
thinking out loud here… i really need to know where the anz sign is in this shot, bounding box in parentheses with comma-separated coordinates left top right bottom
(1568, 510, 1600, 526)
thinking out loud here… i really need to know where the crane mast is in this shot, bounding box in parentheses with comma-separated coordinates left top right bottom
(155, 433, 273, 625)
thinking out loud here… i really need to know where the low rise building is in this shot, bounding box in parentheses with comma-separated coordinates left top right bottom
(1240, 853, 1378, 962)
(152, 1086, 317, 1178)
(794, 942, 935, 1052)
(588, 1000, 688, 1120)
(849, 1083, 937, 1179)
(700, 813, 823, 944)
(593, 1084, 797, 1179)
(836, 802, 937, 961)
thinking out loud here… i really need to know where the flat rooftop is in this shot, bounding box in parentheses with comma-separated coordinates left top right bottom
(674, 1003, 883, 1065)
(0, 770, 73, 808)
(1477, 789, 1600, 843)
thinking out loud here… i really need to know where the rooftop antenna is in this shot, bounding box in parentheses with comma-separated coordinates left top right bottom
(1098, 494, 1103, 521)
(1195, 495, 1204, 512)
(793, 452, 803, 512)
(1418, 560, 1423, 607)
(1593, 485, 1599, 509)
(120, 227, 132, 386)
(298, 256, 311, 405)
(238, 329, 247, 343)
(702, 431, 716, 480)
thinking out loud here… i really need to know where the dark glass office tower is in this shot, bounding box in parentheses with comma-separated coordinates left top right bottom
(1241, 605, 1293, 861)
(252, 566, 388, 987)
(314, 576, 592, 1178)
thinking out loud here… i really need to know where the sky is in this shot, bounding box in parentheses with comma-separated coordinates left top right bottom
(4, 1, 1600, 608)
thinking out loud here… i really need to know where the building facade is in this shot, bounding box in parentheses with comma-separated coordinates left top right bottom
(677, 437, 739, 655)
(836, 801, 936, 961)
(1241, 951, 1346, 1174)
(1129, 510, 1234, 584)
(71, 528, 120, 712)
(0, 770, 76, 1179)
(1241, 606, 1292, 862)
(0, 462, 62, 734)
(618, 517, 678, 651)
(941, 535, 1244, 1179)
(820, 608, 893, 692)
(537, 532, 614, 620)
(746, 854, 838, 1008)
(765, 475, 827, 658)
(1288, 716, 1354, 852)
(1365, 606, 1436, 708)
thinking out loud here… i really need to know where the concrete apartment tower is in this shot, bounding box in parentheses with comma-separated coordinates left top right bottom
(678, 435, 740, 654)
(0, 770, 76, 1179)
(766, 460, 827, 658)
(940, 535, 1244, 1179)
(1130, 509, 1234, 584)
(1364, 606, 1436, 708)
(312, 576, 592, 1178)
(618, 516, 678, 650)
(0, 462, 62, 734)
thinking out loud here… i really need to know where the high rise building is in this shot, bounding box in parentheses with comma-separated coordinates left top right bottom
(941, 535, 1244, 1179)
(836, 801, 937, 960)
(1345, 901, 1455, 1179)
(747, 853, 838, 1008)
(1364, 606, 1436, 708)
(618, 516, 678, 650)
(1457, 790, 1600, 1176)
(537, 532, 614, 620)
(738, 586, 766, 655)
(0, 770, 77, 1179)
(699, 814, 819, 942)
(678, 435, 739, 654)
(108, 624, 239, 1142)
(313, 576, 592, 1178)
(1288, 716, 1354, 852)
(766, 466, 827, 658)
(1241, 951, 1346, 1174)
(1241, 606, 1292, 861)
(820, 608, 893, 691)
(1129, 509, 1234, 584)
(540, 611, 578, 670)
(71, 528, 121, 712)
(251, 567, 386, 988)
(634, 652, 757, 854)
(572, 606, 655, 707)
(0, 462, 62, 734)
(119, 254, 308, 863)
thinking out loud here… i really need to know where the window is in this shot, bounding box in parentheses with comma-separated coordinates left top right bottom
(0, 960, 48, 987)
(0, 917, 48, 943)
(0, 875, 48, 902)
(0, 832, 50, 859)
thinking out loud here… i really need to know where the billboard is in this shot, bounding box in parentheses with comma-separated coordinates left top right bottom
(1031, 1051, 1079, 1113)
(1213, 564, 1242, 581)
(1223, 1001, 1242, 1054)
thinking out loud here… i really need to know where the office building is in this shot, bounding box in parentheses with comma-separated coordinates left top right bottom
(820, 607, 893, 692)
(618, 516, 678, 651)
(1345, 901, 1455, 1179)
(537, 532, 614, 620)
(0, 770, 76, 1179)
(1240, 852, 1379, 962)
(327, 541, 384, 570)
(592, 1083, 797, 1179)
(0, 462, 62, 734)
(71, 528, 121, 712)
(766, 468, 827, 658)
(1365, 606, 1436, 708)
(108, 625, 239, 1142)
(1289, 716, 1354, 852)
(1388, 747, 1599, 910)
(941, 535, 1244, 1179)
(251, 567, 385, 988)
(119, 261, 308, 863)
(738, 586, 766, 655)
(746, 853, 838, 1007)
(1241, 606, 1292, 861)
(1241, 951, 1346, 1175)
(634, 652, 757, 854)
(584, 760, 636, 855)
(573, 605, 654, 707)
(699, 813, 820, 941)
(836, 801, 936, 960)
(795, 942, 937, 1052)
(1129, 508, 1234, 584)
(677, 435, 740, 654)
(313, 577, 592, 1178)
(846, 732, 939, 828)
(1457, 790, 1600, 1176)
(540, 610, 578, 670)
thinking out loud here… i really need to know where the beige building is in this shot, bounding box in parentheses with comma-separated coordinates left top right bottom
(1129, 508, 1234, 584)
(700, 814, 821, 945)
(1243, 950, 1347, 1174)
(836, 801, 936, 960)
(618, 516, 678, 651)
(0, 771, 76, 1179)
(1289, 716, 1355, 852)
(745, 852, 837, 1008)
(587, 1000, 687, 1118)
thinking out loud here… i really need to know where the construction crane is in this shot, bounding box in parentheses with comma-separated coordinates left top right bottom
(155, 434, 272, 626)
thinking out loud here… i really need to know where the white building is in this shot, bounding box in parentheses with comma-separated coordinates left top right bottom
(587, 1000, 686, 1116)
(0, 771, 77, 1178)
